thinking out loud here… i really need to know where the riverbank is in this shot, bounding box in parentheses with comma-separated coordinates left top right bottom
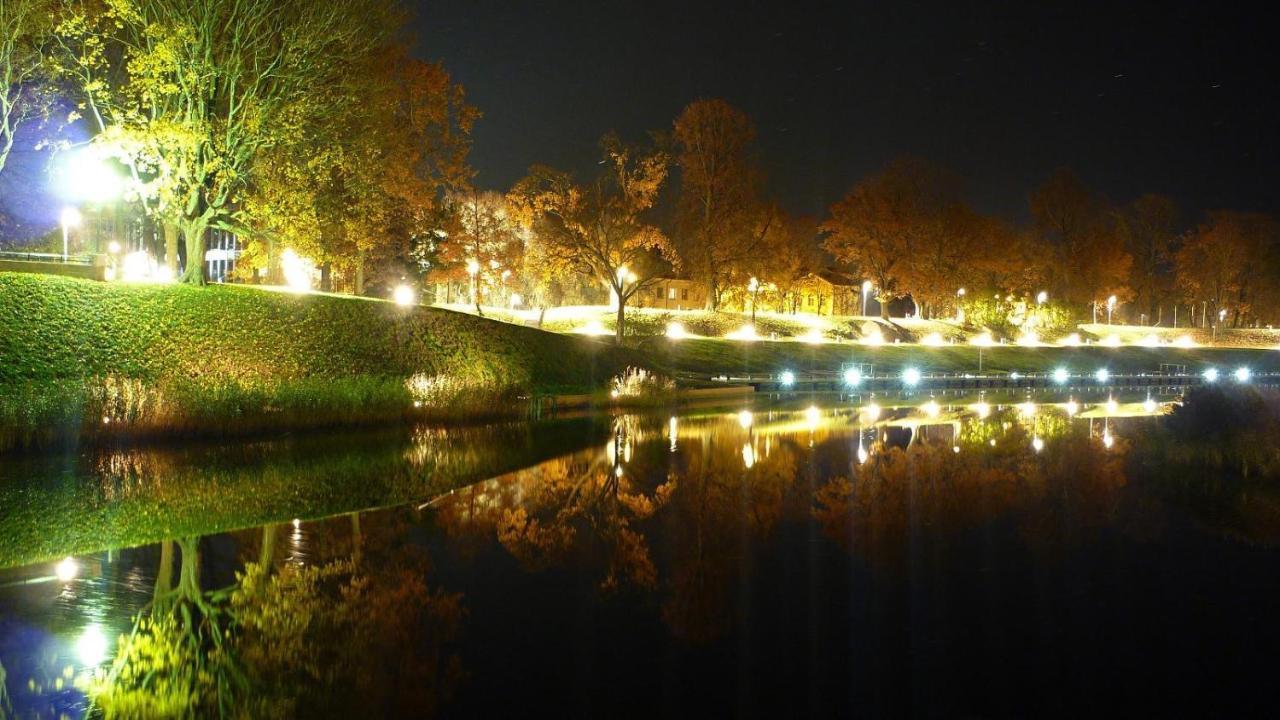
(0, 273, 642, 452)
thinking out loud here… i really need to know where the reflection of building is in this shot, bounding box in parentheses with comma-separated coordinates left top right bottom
(635, 278, 707, 311)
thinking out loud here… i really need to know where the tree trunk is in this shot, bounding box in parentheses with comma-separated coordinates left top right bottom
(537, 306, 547, 328)
(163, 223, 180, 276)
(259, 524, 277, 569)
(704, 278, 716, 311)
(615, 297, 626, 345)
(351, 512, 363, 565)
(879, 295, 890, 319)
(153, 539, 174, 602)
(355, 250, 365, 295)
(175, 536, 201, 602)
(179, 222, 206, 285)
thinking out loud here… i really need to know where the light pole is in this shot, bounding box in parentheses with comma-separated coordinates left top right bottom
(956, 287, 966, 322)
(60, 207, 82, 262)
(748, 276, 759, 321)
(1037, 290, 1048, 305)
(1107, 295, 1117, 325)
(862, 280, 872, 317)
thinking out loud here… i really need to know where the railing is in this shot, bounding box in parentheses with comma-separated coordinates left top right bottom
(0, 250, 95, 266)
(686, 368, 1278, 392)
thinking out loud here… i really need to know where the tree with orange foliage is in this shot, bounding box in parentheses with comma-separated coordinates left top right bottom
(509, 133, 673, 344)
(673, 99, 764, 309)
(1177, 211, 1280, 327)
(1029, 169, 1132, 313)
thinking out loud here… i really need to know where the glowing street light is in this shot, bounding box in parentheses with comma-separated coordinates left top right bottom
(1037, 290, 1048, 304)
(1107, 295, 1117, 324)
(466, 258, 480, 306)
(971, 401, 991, 419)
(1095, 368, 1110, 383)
(861, 280, 872, 316)
(779, 370, 796, 387)
(1234, 366, 1250, 383)
(1203, 367, 1219, 383)
(55, 556, 79, 583)
(1032, 436, 1045, 452)
(843, 367, 862, 386)
(392, 284, 416, 307)
(921, 400, 940, 418)
(666, 322, 687, 340)
(737, 409, 754, 429)
(60, 207, 81, 262)
(1052, 367, 1070, 384)
(902, 367, 922, 386)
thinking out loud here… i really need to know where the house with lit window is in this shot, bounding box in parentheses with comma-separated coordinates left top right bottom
(636, 277, 707, 311)
(794, 269, 861, 316)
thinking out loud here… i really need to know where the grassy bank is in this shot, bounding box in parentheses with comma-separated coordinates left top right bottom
(647, 337, 1280, 378)
(0, 273, 640, 450)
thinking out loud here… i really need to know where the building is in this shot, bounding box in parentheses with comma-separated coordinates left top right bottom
(793, 269, 862, 316)
(636, 278, 708, 311)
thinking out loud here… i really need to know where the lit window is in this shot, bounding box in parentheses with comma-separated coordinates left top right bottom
(668, 287, 676, 300)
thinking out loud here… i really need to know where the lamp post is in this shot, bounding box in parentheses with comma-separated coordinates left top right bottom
(1037, 290, 1048, 305)
(1107, 295, 1117, 325)
(861, 280, 872, 317)
(748, 276, 759, 321)
(955, 287, 966, 322)
(60, 207, 82, 262)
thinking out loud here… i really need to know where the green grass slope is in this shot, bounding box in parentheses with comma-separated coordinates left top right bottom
(0, 272, 638, 449)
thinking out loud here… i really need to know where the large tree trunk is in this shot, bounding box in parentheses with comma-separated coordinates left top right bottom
(355, 249, 365, 295)
(179, 221, 207, 285)
(879, 295, 889, 319)
(163, 223, 180, 276)
(153, 539, 174, 602)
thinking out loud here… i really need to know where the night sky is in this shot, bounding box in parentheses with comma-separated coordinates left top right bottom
(413, 0, 1278, 222)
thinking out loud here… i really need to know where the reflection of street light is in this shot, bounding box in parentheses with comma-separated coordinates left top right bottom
(862, 280, 872, 316)
(60, 207, 81, 262)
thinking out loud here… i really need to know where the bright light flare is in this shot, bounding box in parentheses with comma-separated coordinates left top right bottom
(55, 556, 79, 583)
(805, 405, 821, 427)
(921, 400, 940, 418)
(281, 249, 314, 293)
(798, 328, 824, 344)
(1102, 430, 1115, 449)
(392, 284, 415, 307)
(1018, 401, 1036, 417)
(1060, 333, 1082, 347)
(742, 443, 755, 468)
(1052, 367, 1070, 384)
(666, 322, 687, 340)
(902, 367, 922, 386)
(1016, 331, 1040, 347)
(920, 332, 945, 346)
(1174, 335, 1196, 349)
(1105, 398, 1119, 413)
(1235, 367, 1251, 383)
(737, 410, 754, 429)
(1137, 334, 1162, 347)
(1095, 368, 1110, 383)
(1203, 367, 1219, 383)
(863, 402, 881, 422)
(1032, 436, 1045, 452)
(862, 329, 884, 346)
(76, 625, 108, 666)
(779, 370, 796, 387)
(1065, 399, 1080, 416)
(577, 320, 609, 336)
(970, 333, 995, 347)
(843, 368, 862, 386)
(60, 206, 82, 228)
(1143, 397, 1158, 413)
(727, 324, 759, 342)
(971, 401, 991, 419)
(1101, 334, 1122, 347)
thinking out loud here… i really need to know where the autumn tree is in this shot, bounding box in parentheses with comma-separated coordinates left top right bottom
(822, 157, 959, 318)
(508, 133, 673, 344)
(673, 98, 764, 309)
(57, 0, 397, 284)
(1116, 194, 1179, 322)
(1177, 211, 1280, 327)
(733, 208, 820, 318)
(0, 0, 54, 175)
(1029, 168, 1132, 312)
(429, 190, 521, 312)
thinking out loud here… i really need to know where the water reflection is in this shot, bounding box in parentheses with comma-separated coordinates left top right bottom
(4, 387, 1280, 716)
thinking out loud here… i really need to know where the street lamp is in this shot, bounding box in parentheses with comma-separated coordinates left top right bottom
(60, 207, 82, 262)
(1107, 295, 1117, 324)
(862, 280, 872, 317)
(748, 276, 759, 321)
(1037, 290, 1048, 304)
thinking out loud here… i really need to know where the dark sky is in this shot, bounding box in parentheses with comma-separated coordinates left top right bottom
(412, 0, 1278, 223)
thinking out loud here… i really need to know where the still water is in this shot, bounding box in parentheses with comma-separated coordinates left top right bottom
(2, 389, 1279, 717)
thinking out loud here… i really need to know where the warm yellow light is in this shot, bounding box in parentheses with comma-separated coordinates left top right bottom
(509, 293, 523, 308)
(666, 322, 687, 339)
(970, 333, 995, 347)
(392, 284, 415, 307)
(281, 249, 313, 293)
(1105, 398, 1119, 413)
(1137, 334, 1161, 347)
(1143, 398, 1158, 413)
(1101, 334, 1121, 347)
(798, 328, 824, 344)
(805, 405, 821, 428)
(1060, 333, 1081, 347)
(971, 401, 991, 419)
(1174, 335, 1196, 349)
(742, 443, 755, 468)
(55, 556, 79, 582)
(1032, 436, 1045, 452)
(577, 320, 609, 336)
(920, 332, 945, 346)
(921, 400, 940, 417)
(863, 402, 881, 422)
(1018, 400, 1036, 416)
(1065, 399, 1079, 416)
(727, 324, 759, 342)
(862, 329, 884, 346)
(1017, 331, 1040, 347)
(1102, 430, 1115, 448)
(737, 410, 754, 429)
(107, 240, 121, 254)
(466, 259, 480, 275)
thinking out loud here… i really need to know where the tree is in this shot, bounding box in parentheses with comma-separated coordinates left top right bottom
(1177, 211, 1280, 327)
(822, 157, 958, 318)
(430, 190, 521, 313)
(1116, 194, 1178, 323)
(509, 133, 673, 344)
(673, 99, 763, 309)
(0, 0, 53, 175)
(57, 0, 397, 284)
(1029, 168, 1132, 311)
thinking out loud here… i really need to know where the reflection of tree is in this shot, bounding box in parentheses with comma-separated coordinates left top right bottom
(90, 515, 464, 717)
(814, 425, 1131, 569)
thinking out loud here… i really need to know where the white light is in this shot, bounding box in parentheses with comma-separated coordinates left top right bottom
(857, 446, 869, 464)
(392, 284, 415, 307)
(727, 324, 759, 342)
(1174, 335, 1196, 349)
(1065, 399, 1080, 416)
(1101, 335, 1122, 347)
(921, 400, 940, 417)
(737, 410, 754, 429)
(1143, 397, 1158, 413)
(1061, 333, 1082, 347)
(1032, 437, 1044, 452)
(805, 405, 821, 427)
(1010, 371, 1021, 380)
(903, 367, 921, 386)
(862, 280, 872, 292)
(76, 625, 109, 666)
(970, 333, 995, 347)
(1036, 291, 1048, 304)
(952, 445, 960, 453)
(863, 402, 881, 421)
(1202, 367, 1219, 383)
(742, 443, 755, 468)
(1102, 431, 1114, 449)
(1105, 398, 1119, 413)
(55, 556, 79, 583)
(509, 293, 523, 308)
(843, 368, 862, 386)
(1107, 295, 1117, 309)
(281, 249, 313, 293)
(60, 206, 82, 228)
(1053, 367, 1069, 384)
(120, 250, 155, 282)
(1019, 401, 1036, 417)
(920, 332, 945, 346)
(466, 259, 479, 275)
(666, 322, 687, 340)
(799, 328, 824, 344)
(1017, 331, 1040, 347)
(862, 329, 884, 346)
(62, 148, 125, 203)
(1095, 368, 1110, 383)
(1137, 334, 1161, 347)
(971, 401, 991, 419)
(107, 240, 121, 254)
(779, 370, 796, 387)
(577, 320, 609, 336)
(1234, 367, 1250, 383)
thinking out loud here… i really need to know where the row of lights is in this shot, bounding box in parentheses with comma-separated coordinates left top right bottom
(774, 365, 1253, 387)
